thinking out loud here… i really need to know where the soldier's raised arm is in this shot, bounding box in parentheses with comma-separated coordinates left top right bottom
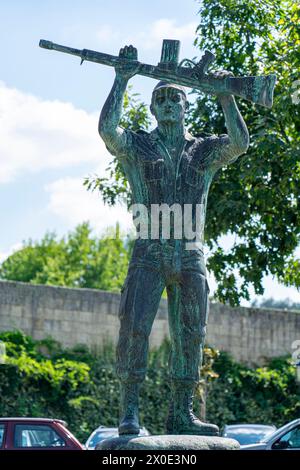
(206, 71, 250, 170)
(98, 45, 140, 156)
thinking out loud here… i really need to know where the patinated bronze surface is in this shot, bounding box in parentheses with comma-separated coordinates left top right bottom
(98, 43, 250, 437)
(40, 38, 276, 108)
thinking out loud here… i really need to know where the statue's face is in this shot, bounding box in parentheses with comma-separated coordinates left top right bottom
(151, 87, 187, 124)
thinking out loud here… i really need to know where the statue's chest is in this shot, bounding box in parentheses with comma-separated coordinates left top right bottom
(137, 139, 209, 203)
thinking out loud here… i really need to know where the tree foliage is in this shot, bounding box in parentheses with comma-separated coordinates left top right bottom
(190, 0, 300, 304)
(207, 351, 300, 427)
(85, 0, 299, 305)
(0, 223, 131, 292)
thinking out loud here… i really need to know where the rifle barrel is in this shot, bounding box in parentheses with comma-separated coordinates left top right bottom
(39, 40, 82, 58)
(39, 40, 120, 67)
(39, 40, 276, 108)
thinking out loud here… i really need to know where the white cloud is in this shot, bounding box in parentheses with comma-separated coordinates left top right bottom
(124, 19, 197, 52)
(96, 25, 121, 44)
(94, 19, 198, 55)
(149, 19, 197, 44)
(0, 81, 109, 183)
(45, 176, 134, 235)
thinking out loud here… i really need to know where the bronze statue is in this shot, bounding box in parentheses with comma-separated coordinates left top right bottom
(98, 44, 250, 437)
(40, 38, 275, 437)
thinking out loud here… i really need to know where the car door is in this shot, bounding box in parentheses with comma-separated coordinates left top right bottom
(0, 422, 7, 450)
(271, 425, 300, 450)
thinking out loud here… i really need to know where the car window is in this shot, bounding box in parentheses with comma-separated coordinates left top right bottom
(0, 424, 5, 447)
(225, 428, 271, 445)
(87, 431, 116, 448)
(14, 424, 66, 448)
(276, 426, 300, 449)
(86, 427, 149, 448)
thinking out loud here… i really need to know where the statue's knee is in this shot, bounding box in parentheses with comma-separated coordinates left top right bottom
(132, 325, 149, 341)
(189, 326, 207, 346)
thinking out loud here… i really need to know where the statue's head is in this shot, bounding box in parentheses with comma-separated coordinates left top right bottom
(150, 81, 189, 124)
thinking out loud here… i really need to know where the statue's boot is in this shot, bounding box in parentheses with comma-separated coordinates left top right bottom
(118, 382, 140, 435)
(166, 383, 219, 436)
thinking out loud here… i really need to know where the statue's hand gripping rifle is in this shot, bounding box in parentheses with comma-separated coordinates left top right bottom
(39, 38, 276, 108)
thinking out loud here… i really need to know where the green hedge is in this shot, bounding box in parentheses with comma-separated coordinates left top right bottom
(206, 353, 300, 428)
(0, 330, 299, 442)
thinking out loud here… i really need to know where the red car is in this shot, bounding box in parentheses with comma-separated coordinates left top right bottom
(0, 418, 84, 450)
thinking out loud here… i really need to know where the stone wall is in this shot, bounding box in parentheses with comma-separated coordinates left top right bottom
(0, 280, 299, 364)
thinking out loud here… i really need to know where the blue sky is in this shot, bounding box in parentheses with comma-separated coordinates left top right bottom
(0, 0, 299, 305)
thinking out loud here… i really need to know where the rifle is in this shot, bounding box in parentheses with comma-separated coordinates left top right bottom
(39, 38, 276, 108)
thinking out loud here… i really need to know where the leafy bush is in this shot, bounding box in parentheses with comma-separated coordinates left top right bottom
(206, 352, 300, 429)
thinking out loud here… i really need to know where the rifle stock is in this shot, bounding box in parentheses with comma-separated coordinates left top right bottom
(39, 39, 276, 108)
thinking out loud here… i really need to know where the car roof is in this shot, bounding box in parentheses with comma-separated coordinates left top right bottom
(0, 417, 67, 426)
(92, 426, 149, 432)
(95, 427, 117, 431)
(225, 424, 275, 429)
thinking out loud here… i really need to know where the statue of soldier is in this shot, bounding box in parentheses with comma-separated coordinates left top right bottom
(99, 45, 249, 436)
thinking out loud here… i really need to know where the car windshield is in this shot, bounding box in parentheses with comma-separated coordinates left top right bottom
(226, 428, 273, 445)
(260, 422, 299, 444)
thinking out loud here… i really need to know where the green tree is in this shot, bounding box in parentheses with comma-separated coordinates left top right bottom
(190, 0, 300, 304)
(0, 223, 131, 292)
(85, 0, 299, 305)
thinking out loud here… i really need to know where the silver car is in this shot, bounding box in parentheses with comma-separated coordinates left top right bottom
(241, 419, 300, 450)
(223, 424, 276, 446)
(85, 426, 150, 450)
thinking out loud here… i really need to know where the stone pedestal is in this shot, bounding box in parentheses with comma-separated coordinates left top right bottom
(96, 435, 240, 451)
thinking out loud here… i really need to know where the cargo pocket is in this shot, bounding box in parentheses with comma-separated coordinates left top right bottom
(143, 159, 164, 182)
(186, 164, 200, 187)
(185, 164, 203, 187)
(118, 276, 130, 320)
